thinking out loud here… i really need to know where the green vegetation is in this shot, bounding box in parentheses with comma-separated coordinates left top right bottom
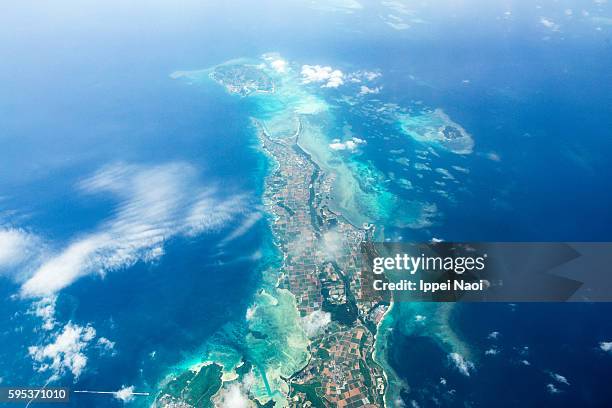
(291, 382, 327, 408)
(210, 64, 274, 96)
(321, 261, 358, 324)
(316, 347, 330, 359)
(358, 360, 372, 388)
(256, 399, 277, 407)
(158, 364, 223, 408)
(322, 297, 358, 324)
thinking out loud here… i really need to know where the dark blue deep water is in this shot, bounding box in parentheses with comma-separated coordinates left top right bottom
(333, 2, 612, 407)
(1, 1, 611, 407)
(390, 303, 612, 407)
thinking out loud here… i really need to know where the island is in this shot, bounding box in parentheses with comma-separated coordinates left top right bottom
(156, 58, 391, 408)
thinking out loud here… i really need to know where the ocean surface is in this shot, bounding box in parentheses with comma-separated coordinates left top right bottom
(388, 303, 612, 407)
(1, 0, 611, 406)
(1, 3, 274, 404)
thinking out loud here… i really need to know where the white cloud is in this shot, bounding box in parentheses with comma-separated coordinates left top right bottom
(217, 383, 250, 408)
(448, 353, 475, 377)
(0, 228, 41, 271)
(270, 59, 287, 73)
(241, 371, 256, 392)
(540, 17, 561, 31)
(487, 331, 500, 340)
(521, 359, 531, 366)
(219, 212, 262, 247)
(22, 236, 108, 298)
(359, 85, 382, 95)
(30, 296, 57, 331)
(97, 337, 116, 352)
(261, 53, 288, 74)
(546, 383, 560, 394)
(485, 348, 499, 356)
(28, 322, 96, 379)
(363, 71, 381, 81)
(550, 372, 570, 386)
(486, 152, 501, 162)
(328, 137, 366, 152)
(20, 162, 247, 297)
(301, 65, 344, 88)
(301, 310, 331, 337)
(114, 386, 135, 403)
(600, 341, 612, 353)
(348, 70, 382, 83)
(329, 141, 347, 151)
(183, 191, 246, 237)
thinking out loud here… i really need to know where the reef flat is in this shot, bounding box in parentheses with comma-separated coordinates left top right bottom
(257, 116, 388, 407)
(398, 109, 474, 155)
(155, 56, 392, 408)
(157, 53, 474, 408)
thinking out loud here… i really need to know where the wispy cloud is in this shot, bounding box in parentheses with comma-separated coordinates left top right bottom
(306, 0, 363, 14)
(20, 161, 247, 380)
(544, 371, 570, 394)
(540, 17, 561, 31)
(0, 228, 42, 274)
(547, 383, 560, 394)
(550, 372, 570, 386)
(20, 162, 247, 297)
(218, 211, 263, 247)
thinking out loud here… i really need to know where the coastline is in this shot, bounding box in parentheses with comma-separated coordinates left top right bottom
(157, 56, 392, 407)
(254, 112, 388, 406)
